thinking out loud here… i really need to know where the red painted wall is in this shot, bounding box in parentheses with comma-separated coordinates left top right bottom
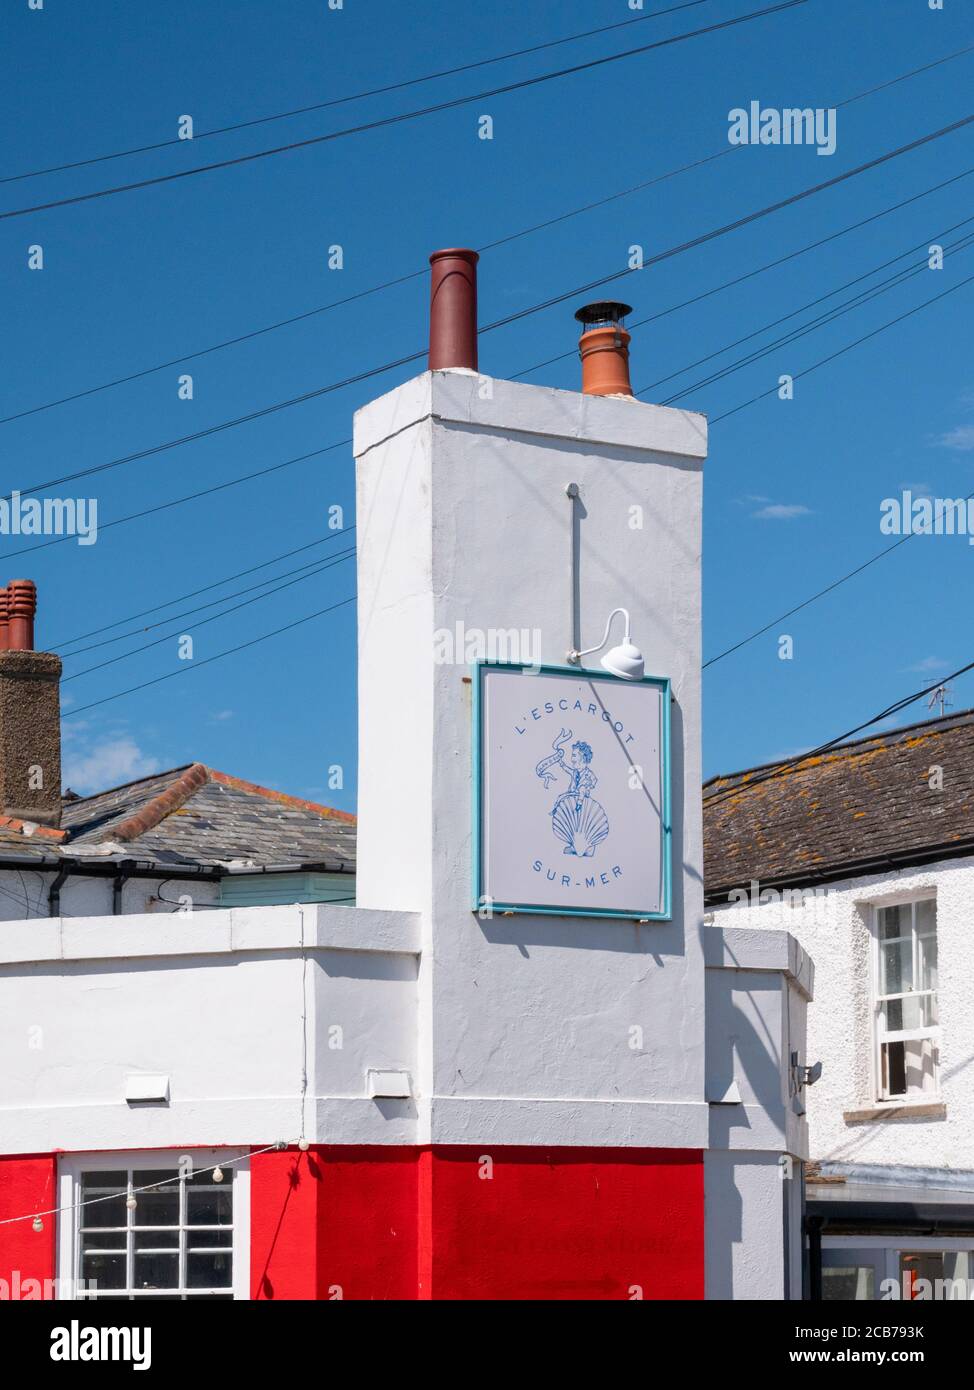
(251, 1145, 703, 1300)
(0, 1154, 56, 1299)
(423, 1147, 704, 1300)
(250, 1148, 322, 1300)
(315, 1147, 419, 1301)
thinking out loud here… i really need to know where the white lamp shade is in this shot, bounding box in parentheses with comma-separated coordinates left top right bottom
(601, 641, 644, 681)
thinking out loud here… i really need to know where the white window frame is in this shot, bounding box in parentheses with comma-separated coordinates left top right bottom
(58, 1149, 249, 1300)
(870, 895, 940, 1103)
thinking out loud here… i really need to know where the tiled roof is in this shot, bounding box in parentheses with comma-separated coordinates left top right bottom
(704, 707, 974, 900)
(0, 764, 356, 872)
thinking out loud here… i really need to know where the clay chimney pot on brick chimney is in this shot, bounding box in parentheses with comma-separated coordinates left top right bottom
(0, 580, 62, 827)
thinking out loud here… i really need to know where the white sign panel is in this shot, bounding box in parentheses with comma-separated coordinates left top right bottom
(475, 663, 671, 920)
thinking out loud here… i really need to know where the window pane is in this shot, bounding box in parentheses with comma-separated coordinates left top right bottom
(915, 899, 936, 935)
(82, 1252, 126, 1290)
(134, 1230, 179, 1251)
(187, 1229, 232, 1250)
(880, 937, 913, 995)
(879, 904, 908, 940)
(186, 1251, 232, 1288)
(80, 1172, 127, 1229)
(186, 1185, 233, 1227)
(134, 1252, 179, 1291)
(917, 932, 938, 993)
(131, 1171, 179, 1227)
(823, 1266, 875, 1300)
(81, 1231, 126, 1250)
(882, 1038, 938, 1097)
(880, 994, 938, 1033)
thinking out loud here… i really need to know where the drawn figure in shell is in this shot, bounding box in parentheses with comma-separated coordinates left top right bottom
(534, 728, 610, 857)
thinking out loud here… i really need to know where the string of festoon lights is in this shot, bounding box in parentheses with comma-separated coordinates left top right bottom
(0, 1139, 311, 1233)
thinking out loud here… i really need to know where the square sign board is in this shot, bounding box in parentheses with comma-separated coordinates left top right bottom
(474, 662, 671, 920)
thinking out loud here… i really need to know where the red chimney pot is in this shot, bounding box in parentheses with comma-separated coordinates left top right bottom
(428, 248, 479, 372)
(7, 579, 37, 652)
(0, 587, 8, 652)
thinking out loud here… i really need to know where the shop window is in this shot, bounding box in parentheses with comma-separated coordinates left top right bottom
(58, 1151, 248, 1300)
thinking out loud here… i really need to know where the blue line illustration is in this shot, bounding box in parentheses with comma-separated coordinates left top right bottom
(534, 727, 610, 858)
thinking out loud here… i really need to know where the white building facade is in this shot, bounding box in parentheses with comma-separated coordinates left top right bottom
(706, 711, 974, 1300)
(0, 255, 814, 1301)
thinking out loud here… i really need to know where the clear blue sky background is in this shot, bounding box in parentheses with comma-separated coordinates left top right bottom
(2, 0, 972, 809)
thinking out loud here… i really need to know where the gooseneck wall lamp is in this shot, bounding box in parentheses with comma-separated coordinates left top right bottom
(568, 607, 645, 681)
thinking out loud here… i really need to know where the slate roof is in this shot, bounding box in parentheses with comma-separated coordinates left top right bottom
(704, 707, 974, 902)
(0, 763, 356, 873)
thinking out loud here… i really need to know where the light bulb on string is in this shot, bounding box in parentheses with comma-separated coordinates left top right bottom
(212, 1166, 224, 1184)
(32, 1216, 43, 1233)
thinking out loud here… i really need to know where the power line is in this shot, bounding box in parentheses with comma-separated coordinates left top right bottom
(62, 595, 357, 718)
(704, 655, 974, 810)
(701, 277, 974, 667)
(6, 43, 970, 430)
(511, 161, 974, 381)
(479, 112, 974, 331)
(0, 2, 808, 222)
(0, 0, 715, 185)
(11, 108, 973, 508)
(54, 262, 974, 714)
(59, 539, 357, 659)
(0, 440, 352, 562)
(6, 161, 973, 569)
(51, 527, 355, 650)
(61, 548, 356, 682)
(651, 225, 974, 403)
(0, 270, 429, 428)
(708, 267, 974, 425)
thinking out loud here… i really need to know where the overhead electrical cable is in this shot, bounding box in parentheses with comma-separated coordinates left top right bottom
(61, 595, 357, 718)
(649, 226, 974, 403)
(50, 266, 974, 710)
(51, 527, 355, 649)
(0, 1, 809, 221)
(9, 108, 973, 508)
(510, 161, 974, 380)
(704, 655, 974, 810)
(59, 539, 357, 659)
(0, 441, 352, 562)
(707, 269, 974, 424)
(61, 547, 357, 682)
(0, 0, 717, 185)
(6, 44, 970, 430)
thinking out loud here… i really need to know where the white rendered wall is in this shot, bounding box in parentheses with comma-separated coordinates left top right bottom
(0, 870, 221, 920)
(709, 857, 974, 1170)
(354, 369, 709, 1147)
(704, 926, 812, 1299)
(0, 903, 419, 1154)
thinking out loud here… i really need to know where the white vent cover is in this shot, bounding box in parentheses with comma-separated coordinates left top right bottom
(367, 1069, 411, 1099)
(125, 1074, 170, 1104)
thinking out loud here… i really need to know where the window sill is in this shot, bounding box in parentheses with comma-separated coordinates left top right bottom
(842, 1100, 946, 1124)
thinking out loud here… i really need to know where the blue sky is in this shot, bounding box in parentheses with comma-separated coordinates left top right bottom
(2, 0, 972, 809)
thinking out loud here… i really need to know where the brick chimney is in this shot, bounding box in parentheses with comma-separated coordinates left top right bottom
(0, 580, 62, 827)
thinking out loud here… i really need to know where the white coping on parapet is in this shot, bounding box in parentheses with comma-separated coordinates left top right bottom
(704, 924, 815, 1001)
(353, 369, 708, 460)
(0, 903, 421, 965)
